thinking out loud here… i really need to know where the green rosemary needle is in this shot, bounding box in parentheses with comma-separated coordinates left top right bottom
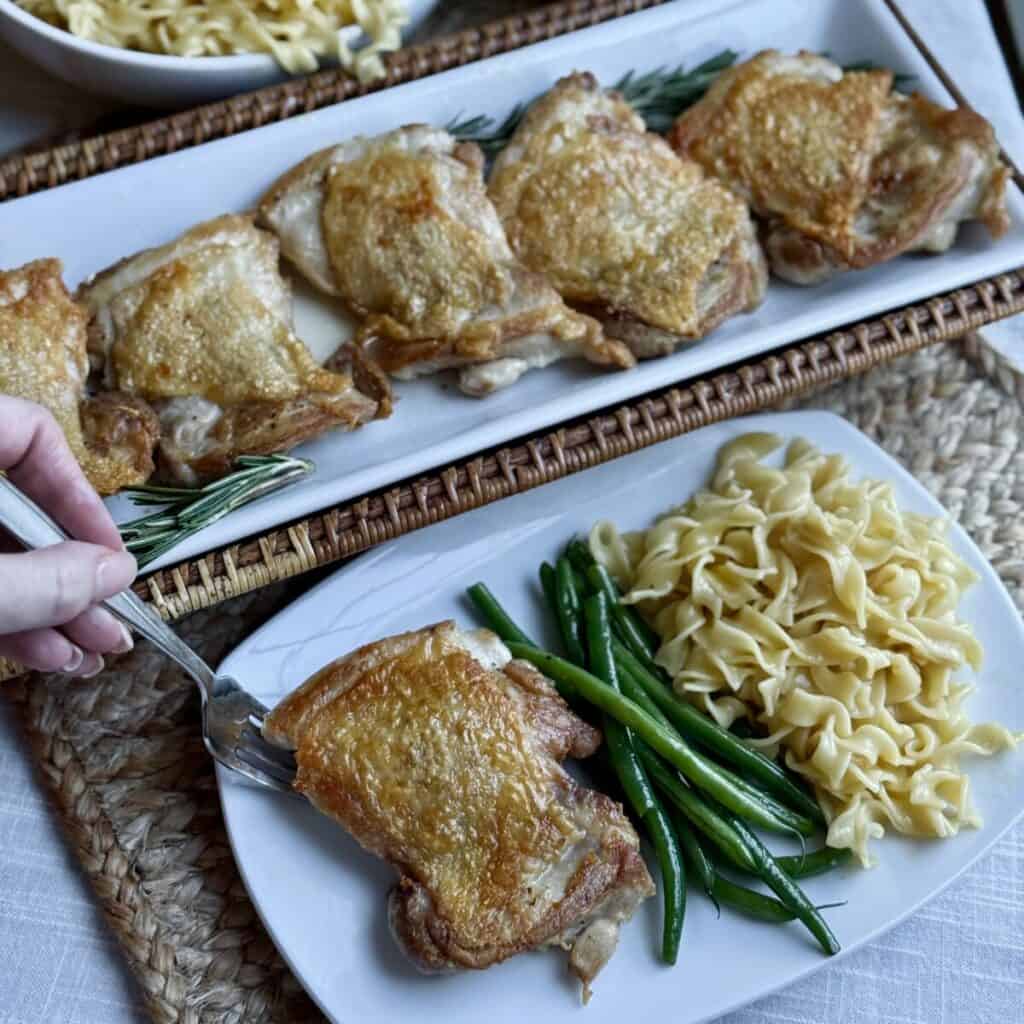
(119, 454, 314, 569)
(447, 104, 528, 159)
(614, 49, 739, 133)
(447, 49, 738, 154)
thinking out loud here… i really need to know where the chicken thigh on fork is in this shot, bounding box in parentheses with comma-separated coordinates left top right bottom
(264, 621, 654, 999)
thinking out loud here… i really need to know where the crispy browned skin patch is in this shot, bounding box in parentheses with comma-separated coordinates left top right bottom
(0, 259, 157, 494)
(489, 72, 766, 356)
(670, 51, 1010, 283)
(265, 623, 654, 994)
(77, 214, 390, 483)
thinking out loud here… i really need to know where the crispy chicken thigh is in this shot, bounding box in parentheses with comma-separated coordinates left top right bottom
(670, 51, 1010, 285)
(257, 125, 634, 395)
(77, 215, 391, 484)
(264, 622, 654, 998)
(488, 73, 767, 358)
(0, 259, 157, 495)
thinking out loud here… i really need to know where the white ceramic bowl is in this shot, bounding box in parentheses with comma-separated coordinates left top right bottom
(0, 0, 440, 108)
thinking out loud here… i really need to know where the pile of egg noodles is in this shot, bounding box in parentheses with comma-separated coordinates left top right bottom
(591, 433, 1019, 865)
(19, 0, 407, 78)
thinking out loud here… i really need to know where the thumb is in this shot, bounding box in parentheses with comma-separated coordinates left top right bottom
(0, 544, 136, 635)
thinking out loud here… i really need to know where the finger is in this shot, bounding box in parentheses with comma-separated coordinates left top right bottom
(0, 543, 136, 633)
(0, 629, 104, 677)
(0, 396, 122, 549)
(61, 605, 133, 657)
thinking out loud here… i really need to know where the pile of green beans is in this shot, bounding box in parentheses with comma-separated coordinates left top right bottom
(466, 538, 850, 964)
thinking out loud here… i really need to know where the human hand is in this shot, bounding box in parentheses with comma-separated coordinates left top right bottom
(0, 396, 136, 676)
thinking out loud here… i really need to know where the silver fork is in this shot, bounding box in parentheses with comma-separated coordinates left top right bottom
(0, 476, 297, 793)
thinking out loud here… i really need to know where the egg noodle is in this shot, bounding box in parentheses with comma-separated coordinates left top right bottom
(591, 433, 1020, 865)
(17, 0, 408, 78)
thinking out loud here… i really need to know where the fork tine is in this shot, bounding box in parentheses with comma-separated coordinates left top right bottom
(241, 725, 298, 771)
(235, 743, 297, 787)
(212, 743, 295, 793)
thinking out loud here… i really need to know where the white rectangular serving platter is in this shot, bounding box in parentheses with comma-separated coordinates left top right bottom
(217, 410, 1024, 1024)
(2, 0, 1023, 570)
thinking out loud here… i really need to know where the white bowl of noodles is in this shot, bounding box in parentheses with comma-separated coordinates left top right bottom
(0, 0, 440, 108)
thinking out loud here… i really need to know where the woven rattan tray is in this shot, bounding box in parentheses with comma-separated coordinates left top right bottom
(2, 0, 1023, 658)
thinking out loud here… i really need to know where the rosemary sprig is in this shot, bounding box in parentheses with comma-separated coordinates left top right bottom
(448, 50, 914, 159)
(119, 454, 314, 569)
(447, 104, 528, 159)
(447, 48, 739, 156)
(615, 49, 739, 134)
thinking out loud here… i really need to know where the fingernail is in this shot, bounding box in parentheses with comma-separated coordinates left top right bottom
(112, 623, 134, 655)
(77, 654, 105, 679)
(61, 645, 84, 674)
(96, 550, 137, 595)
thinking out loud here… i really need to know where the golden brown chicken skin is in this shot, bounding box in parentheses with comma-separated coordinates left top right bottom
(670, 51, 1010, 284)
(0, 259, 157, 495)
(264, 622, 654, 998)
(258, 125, 634, 395)
(488, 73, 767, 358)
(77, 214, 390, 484)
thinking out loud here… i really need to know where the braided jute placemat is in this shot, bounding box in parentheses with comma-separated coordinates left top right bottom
(4, 333, 1024, 1024)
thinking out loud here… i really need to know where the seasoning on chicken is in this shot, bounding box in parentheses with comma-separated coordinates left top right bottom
(488, 73, 767, 358)
(77, 214, 391, 484)
(257, 125, 635, 395)
(669, 51, 1010, 284)
(264, 621, 654, 999)
(0, 258, 158, 494)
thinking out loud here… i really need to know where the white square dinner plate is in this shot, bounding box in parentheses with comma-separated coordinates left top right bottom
(217, 410, 1024, 1024)
(1, 0, 1022, 570)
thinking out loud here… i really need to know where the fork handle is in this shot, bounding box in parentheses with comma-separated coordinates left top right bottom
(0, 476, 217, 693)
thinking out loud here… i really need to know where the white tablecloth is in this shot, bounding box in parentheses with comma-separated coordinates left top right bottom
(0, 2, 1022, 1021)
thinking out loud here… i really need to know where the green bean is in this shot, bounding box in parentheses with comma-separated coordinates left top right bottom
(613, 642, 826, 826)
(466, 583, 535, 647)
(565, 538, 662, 651)
(670, 807, 716, 905)
(539, 562, 559, 621)
(584, 562, 660, 657)
(729, 816, 841, 956)
(636, 746, 756, 874)
(584, 594, 684, 964)
(715, 762, 817, 838)
(712, 876, 795, 923)
(508, 644, 807, 839)
(571, 563, 593, 601)
(777, 847, 853, 880)
(554, 558, 587, 665)
(565, 538, 595, 576)
(616, 661, 675, 732)
(584, 596, 655, 817)
(645, 800, 686, 964)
